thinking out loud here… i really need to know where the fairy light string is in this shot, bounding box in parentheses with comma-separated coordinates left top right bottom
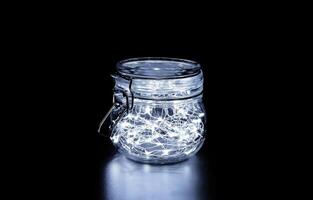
(110, 100, 205, 159)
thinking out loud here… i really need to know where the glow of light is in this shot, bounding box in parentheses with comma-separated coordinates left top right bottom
(126, 138, 132, 144)
(111, 135, 119, 144)
(105, 154, 203, 200)
(144, 106, 151, 114)
(162, 149, 170, 156)
(184, 146, 196, 156)
(157, 117, 163, 122)
(155, 142, 163, 146)
(144, 150, 152, 157)
(110, 100, 205, 162)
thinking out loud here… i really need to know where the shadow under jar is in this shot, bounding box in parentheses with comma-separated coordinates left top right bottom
(103, 57, 206, 164)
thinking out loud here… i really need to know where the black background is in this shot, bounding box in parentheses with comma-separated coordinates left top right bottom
(12, 19, 272, 199)
(4, 2, 298, 198)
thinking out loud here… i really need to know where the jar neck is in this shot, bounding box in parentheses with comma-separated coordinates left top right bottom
(113, 70, 203, 101)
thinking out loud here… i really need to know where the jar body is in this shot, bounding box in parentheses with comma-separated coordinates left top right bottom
(110, 95, 206, 164)
(98, 57, 207, 164)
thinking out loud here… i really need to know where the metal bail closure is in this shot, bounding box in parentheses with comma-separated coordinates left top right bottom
(97, 75, 134, 136)
(97, 95, 117, 135)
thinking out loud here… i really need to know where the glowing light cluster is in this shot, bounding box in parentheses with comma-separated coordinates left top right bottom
(110, 100, 205, 161)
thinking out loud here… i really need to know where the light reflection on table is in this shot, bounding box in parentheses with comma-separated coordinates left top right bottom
(103, 153, 208, 200)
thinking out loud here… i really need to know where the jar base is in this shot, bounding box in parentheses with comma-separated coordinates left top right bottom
(117, 145, 203, 164)
(124, 155, 191, 165)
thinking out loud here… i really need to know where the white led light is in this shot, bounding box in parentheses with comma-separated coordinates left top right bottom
(162, 149, 170, 156)
(144, 150, 152, 156)
(144, 106, 151, 114)
(111, 135, 119, 144)
(111, 101, 205, 160)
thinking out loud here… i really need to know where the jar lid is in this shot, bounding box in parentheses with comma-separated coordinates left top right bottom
(117, 57, 201, 79)
(114, 57, 203, 100)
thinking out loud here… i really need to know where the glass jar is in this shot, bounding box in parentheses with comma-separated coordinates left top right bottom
(99, 57, 206, 164)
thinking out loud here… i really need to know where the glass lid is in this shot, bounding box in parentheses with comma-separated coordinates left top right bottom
(117, 57, 201, 79)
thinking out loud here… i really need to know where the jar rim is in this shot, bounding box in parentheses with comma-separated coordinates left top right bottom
(116, 57, 201, 79)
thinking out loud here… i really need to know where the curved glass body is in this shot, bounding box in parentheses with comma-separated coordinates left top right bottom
(108, 58, 206, 164)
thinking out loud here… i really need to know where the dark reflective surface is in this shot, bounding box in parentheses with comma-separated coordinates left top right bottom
(97, 150, 215, 200)
(106, 155, 201, 200)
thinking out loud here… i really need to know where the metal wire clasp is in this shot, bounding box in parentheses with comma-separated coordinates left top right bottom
(97, 75, 134, 135)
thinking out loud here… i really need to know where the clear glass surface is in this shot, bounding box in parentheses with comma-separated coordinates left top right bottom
(110, 58, 206, 164)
